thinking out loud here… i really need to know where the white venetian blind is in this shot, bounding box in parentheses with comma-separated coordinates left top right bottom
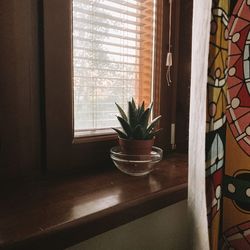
(73, 0, 156, 134)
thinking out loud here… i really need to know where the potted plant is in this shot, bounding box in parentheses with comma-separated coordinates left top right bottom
(113, 98, 161, 155)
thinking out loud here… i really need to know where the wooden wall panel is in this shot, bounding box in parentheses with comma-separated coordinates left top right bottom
(0, 0, 41, 180)
(175, 0, 193, 153)
(157, 0, 193, 154)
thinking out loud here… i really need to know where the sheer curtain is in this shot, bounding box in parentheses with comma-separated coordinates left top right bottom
(188, 0, 212, 249)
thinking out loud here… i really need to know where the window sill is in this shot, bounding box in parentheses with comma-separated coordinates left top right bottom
(0, 153, 188, 250)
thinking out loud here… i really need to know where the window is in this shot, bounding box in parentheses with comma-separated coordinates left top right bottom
(43, 0, 190, 172)
(72, 0, 157, 137)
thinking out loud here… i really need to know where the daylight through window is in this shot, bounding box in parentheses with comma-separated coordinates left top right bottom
(73, 0, 157, 136)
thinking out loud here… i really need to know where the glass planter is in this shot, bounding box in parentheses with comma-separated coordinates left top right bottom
(110, 146, 163, 176)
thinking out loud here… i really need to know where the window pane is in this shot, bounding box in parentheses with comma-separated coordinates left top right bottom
(73, 0, 156, 133)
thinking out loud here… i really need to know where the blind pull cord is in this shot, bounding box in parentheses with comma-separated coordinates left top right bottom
(166, 0, 173, 86)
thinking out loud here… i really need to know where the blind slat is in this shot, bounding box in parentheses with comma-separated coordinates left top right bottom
(74, 0, 143, 11)
(74, 13, 154, 27)
(74, 76, 138, 81)
(74, 18, 140, 33)
(74, 48, 140, 58)
(73, 32, 140, 42)
(74, 66, 139, 74)
(74, 57, 140, 66)
(73, 5, 141, 18)
(73, 8, 139, 26)
(74, 37, 141, 50)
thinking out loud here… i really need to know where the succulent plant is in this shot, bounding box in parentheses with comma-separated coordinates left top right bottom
(113, 98, 161, 140)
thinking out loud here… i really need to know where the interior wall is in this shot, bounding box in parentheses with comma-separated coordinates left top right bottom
(0, 0, 41, 180)
(67, 200, 188, 250)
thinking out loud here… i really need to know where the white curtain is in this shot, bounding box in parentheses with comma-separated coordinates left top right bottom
(188, 0, 212, 249)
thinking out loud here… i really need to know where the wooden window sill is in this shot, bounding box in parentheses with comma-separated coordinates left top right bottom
(0, 153, 188, 250)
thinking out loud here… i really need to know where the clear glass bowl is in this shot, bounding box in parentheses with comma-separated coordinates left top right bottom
(110, 146, 163, 176)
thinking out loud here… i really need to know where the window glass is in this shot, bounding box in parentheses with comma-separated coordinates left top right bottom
(73, 0, 156, 135)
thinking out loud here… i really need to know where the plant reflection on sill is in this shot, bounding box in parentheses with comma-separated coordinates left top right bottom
(148, 174, 163, 192)
(71, 189, 122, 220)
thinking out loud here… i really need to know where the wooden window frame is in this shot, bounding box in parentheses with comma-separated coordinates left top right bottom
(43, 0, 189, 172)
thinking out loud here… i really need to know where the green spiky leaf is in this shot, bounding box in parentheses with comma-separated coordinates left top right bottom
(128, 101, 137, 129)
(112, 128, 128, 139)
(149, 101, 153, 111)
(137, 101, 145, 119)
(138, 108, 150, 131)
(117, 116, 132, 137)
(146, 115, 162, 134)
(145, 128, 162, 139)
(131, 98, 136, 110)
(115, 103, 127, 121)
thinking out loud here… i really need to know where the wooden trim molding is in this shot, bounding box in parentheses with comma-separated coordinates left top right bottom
(0, 0, 41, 180)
